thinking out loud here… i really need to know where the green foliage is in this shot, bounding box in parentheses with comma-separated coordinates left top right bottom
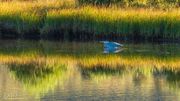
(77, 0, 180, 8)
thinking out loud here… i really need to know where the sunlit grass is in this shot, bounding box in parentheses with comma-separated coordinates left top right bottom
(0, 54, 179, 71)
(0, 1, 180, 40)
(44, 7, 180, 39)
(0, 0, 75, 38)
(77, 0, 180, 8)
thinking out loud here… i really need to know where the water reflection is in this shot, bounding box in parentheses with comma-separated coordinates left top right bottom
(0, 63, 180, 100)
(0, 41, 179, 101)
(7, 63, 67, 99)
(103, 47, 124, 53)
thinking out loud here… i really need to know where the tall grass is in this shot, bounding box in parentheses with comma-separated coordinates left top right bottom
(43, 7, 180, 40)
(0, 1, 180, 40)
(77, 0, 180, 8)
(0, 0, 75, 39)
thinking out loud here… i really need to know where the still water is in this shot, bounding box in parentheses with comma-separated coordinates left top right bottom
(0, 40, 180, 101)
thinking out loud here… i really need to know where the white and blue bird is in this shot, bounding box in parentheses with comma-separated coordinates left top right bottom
(100, 41, 124, 53)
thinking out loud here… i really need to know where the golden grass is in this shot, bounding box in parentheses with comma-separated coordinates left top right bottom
(44, 7, 180, 39)
(0, 54, 179, 70)
(0, 1, 180, 40)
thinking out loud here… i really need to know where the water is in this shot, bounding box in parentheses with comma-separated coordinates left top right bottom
(0, 40, 180, 101)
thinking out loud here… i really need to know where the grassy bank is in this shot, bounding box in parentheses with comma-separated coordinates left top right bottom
(0, 1, 180, 41)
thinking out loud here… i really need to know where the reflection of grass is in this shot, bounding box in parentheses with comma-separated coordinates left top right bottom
(0, 41, 179, 70)
(3, 56, 180, 99)
(8, 62, 67, 98)
(0, 41, 179, 98)
(162, 69, 180, 90)
(81, 64, 154, 80)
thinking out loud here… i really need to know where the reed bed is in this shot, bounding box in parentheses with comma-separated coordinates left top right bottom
(44, 7, 180, 40)
(77, 0, 180, 8)
(0, 54, 179, 70)
(0, 1, 180, 40)
(0, 0, 75, 39)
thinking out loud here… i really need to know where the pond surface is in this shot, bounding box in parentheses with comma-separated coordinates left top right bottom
(0, 40, 180, 101)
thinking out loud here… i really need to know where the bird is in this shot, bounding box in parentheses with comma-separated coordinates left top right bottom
(100, 41, 123, 48)
(100, 41, 124, 53)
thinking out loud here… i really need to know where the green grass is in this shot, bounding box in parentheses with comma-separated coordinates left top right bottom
(77, 0, 180, 8)
(43, 7, 180, 40)
(0, 0, 180, 40)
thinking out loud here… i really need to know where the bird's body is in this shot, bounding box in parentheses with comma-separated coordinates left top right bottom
(100, 41, 124, 53)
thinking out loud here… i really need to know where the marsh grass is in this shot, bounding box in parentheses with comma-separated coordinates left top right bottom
(0, 1, 180, 40)
(0, 0, 75, 39)
(77, 0, 180, 8)
(44, 7, 180, 40)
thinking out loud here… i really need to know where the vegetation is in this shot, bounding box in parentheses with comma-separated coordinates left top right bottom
(44, 7, 180, 40)
(0, 0, 180, 41)
(77, 0, 180, 8)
